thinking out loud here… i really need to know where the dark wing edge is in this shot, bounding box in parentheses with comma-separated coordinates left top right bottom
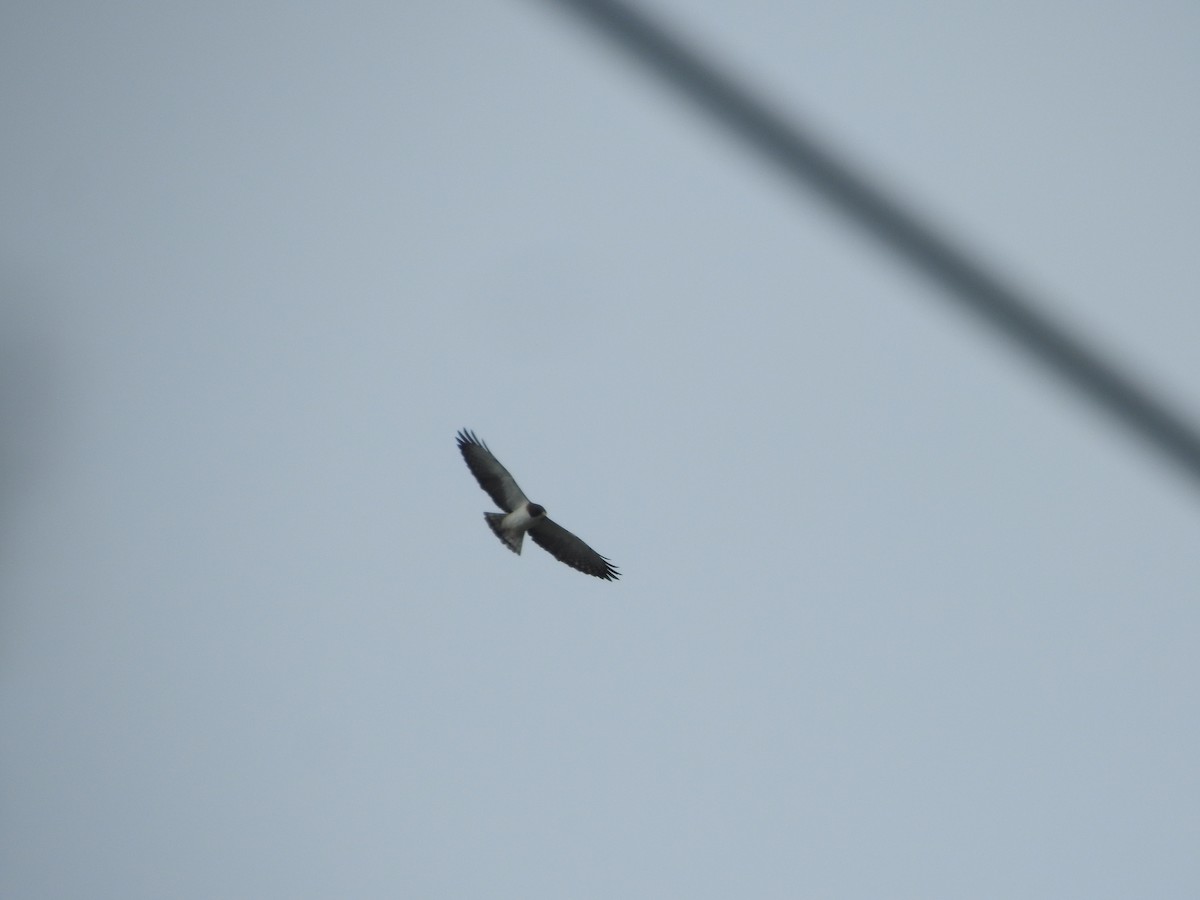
(456, 429, 526, 512)
(528, 517, 620, 581)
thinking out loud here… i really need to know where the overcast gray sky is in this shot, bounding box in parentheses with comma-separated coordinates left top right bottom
(2, 2, 1199, 897)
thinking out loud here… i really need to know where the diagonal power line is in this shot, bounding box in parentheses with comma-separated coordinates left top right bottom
(540, 0, 1200, 489)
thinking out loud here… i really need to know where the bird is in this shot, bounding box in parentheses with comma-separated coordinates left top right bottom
(456, 429, 619, 581)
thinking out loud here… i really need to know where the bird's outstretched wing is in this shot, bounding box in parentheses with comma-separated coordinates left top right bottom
(529, 517, 620, 581)
(456, 429, 528, 512)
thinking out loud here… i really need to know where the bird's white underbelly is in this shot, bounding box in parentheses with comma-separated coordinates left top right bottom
(503, 505, 535, 531)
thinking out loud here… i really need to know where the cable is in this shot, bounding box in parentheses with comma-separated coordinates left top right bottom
(539, 0, 1200, 489)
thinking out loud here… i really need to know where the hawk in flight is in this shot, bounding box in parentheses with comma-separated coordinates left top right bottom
(456, 429, 619, 581)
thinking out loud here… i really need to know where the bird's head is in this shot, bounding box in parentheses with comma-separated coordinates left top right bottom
(527, 503, 546, 518)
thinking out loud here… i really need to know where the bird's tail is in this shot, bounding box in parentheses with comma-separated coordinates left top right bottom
(484, 512, 523, 555)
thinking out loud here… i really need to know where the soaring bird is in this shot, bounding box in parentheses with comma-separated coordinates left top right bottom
(456, 429, 619, 581)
